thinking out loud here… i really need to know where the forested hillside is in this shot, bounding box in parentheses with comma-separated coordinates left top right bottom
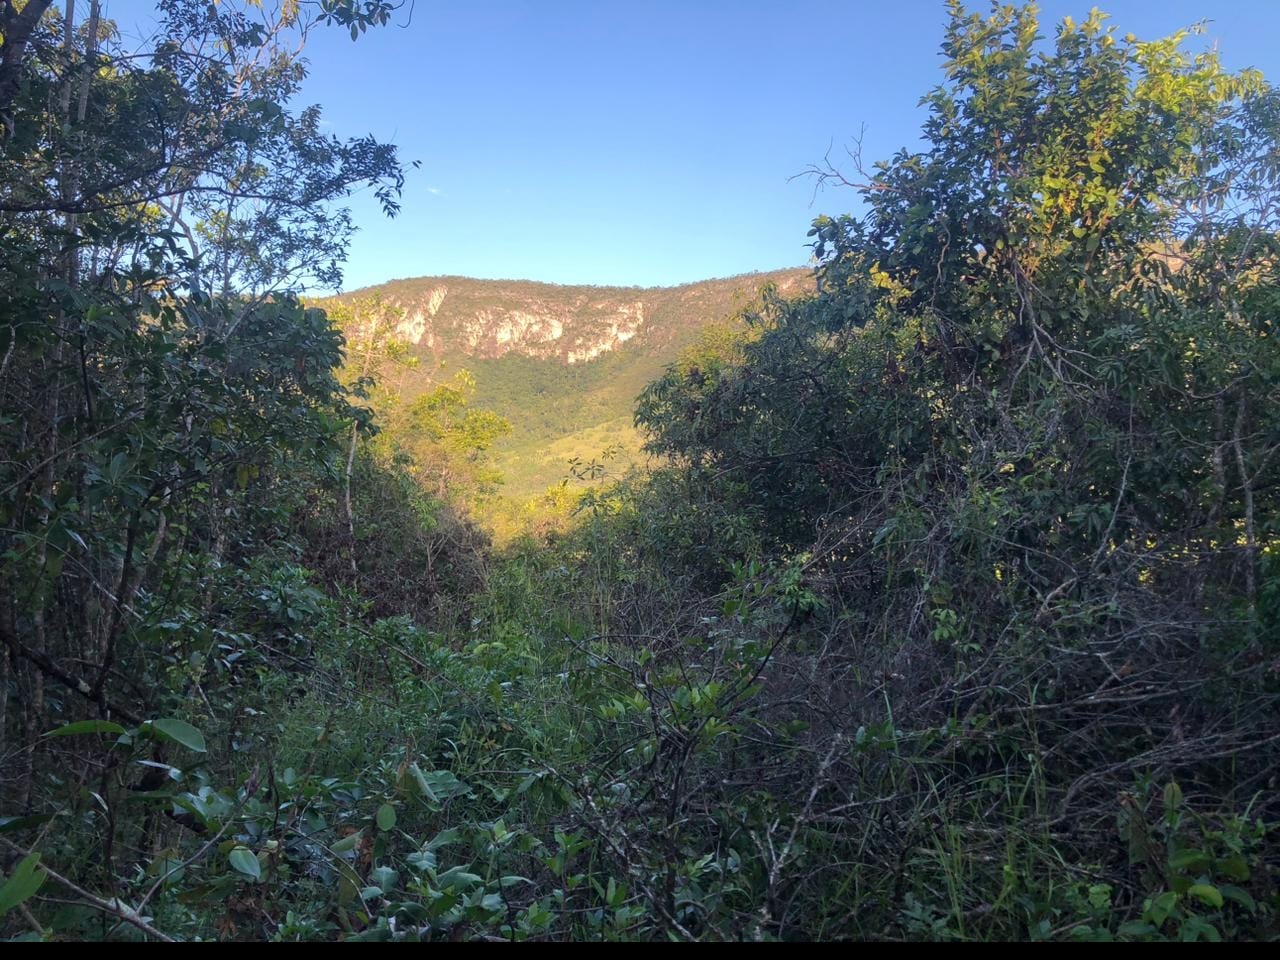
(320, 269, 810, 536)
(1, 0, 1278, 943)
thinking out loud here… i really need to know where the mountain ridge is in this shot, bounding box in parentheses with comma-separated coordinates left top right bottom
(337, 267, 812, 365)
(343, 266, 813, 295)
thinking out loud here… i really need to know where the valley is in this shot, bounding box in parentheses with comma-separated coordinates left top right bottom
(329, 268, 811, 536)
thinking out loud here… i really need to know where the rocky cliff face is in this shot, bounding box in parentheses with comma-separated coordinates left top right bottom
(341, 268, 811, 365)
(390, 284, 646, 363)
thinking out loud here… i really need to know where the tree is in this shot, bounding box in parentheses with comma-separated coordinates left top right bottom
(0, 0, 406, 833)
(403, 369, 513, 505)
(325, 294, 416, 578)
(637, 0, 1280, 867)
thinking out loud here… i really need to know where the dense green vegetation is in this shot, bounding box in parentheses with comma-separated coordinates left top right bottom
(1, 0, 1278, 942)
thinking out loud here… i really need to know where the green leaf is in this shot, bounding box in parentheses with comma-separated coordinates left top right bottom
(1219, 884, 1257, 913)
(0, 814, 56, 835)
(146, 853, 185, 886)
(1216, 854, 1250, 881)
(1167, 848, 1209, 872)
(426, 827, 462, 851)
(435, 866, 482, 890)
(0, 853, 46, 915)
(148, 718, 207, 753)
(1179, 915, 1221, 941)
(406, 850, 437, 873)
(1146, 890, 1178, 926)
(371, 865, 399, 893)
(407, 766, 469, 803)
(1187, 884, 1223, 909)
(45, 719, 128, 738)
(375, 803, 396, 831)
(1117, 921, 1157, 937)
(331, 830, 363, 854)
(228, 847, 261, 880)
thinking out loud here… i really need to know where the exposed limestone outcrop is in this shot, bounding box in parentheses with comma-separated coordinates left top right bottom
(356, 269, 810, 365)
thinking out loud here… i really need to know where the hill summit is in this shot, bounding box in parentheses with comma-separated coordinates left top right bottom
(349, 269, 812, 364)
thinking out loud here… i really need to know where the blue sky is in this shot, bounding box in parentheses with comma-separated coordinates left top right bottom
(116, 1, 1280, 290)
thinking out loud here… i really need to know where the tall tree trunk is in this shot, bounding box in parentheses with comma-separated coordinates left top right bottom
(344, 420, 360, 580)
(342, 310, 381, 582)
(1232, 393, 1257, 617)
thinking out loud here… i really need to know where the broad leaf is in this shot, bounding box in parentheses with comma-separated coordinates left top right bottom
(228, 847, 261, 881)
(375, 803, 397, 831)
(0, 854, 45, 915)
(148, 719, 207, 753)
(331, 830, 363, 854)
(45, 719, 128, 738)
